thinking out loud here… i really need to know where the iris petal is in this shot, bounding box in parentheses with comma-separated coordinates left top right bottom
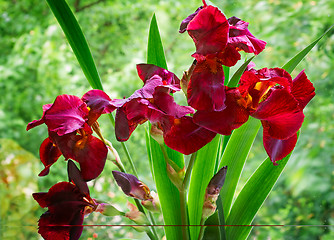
(252, 89, 304, 140)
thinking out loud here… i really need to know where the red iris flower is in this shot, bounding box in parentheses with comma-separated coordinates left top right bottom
(32, 160, 98, 240)
(115, 64, 216, 154)
(194, 68, 315, 164)
(26, 92, 117, 181)
(180, 1, 266, 111)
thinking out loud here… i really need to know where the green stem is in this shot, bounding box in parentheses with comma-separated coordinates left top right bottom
(180, 189, 190, 240)
(217, 195, 227, 240)
(120, 141, 139, 177)
(198, 217, 206, 240)
(183, 152, 197, 190)
(159, 144, 181, 172)
(148, 211, 159, 239)
(146, 229, 157, 240)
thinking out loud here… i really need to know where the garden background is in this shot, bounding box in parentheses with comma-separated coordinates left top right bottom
(0, 0, 333, 239)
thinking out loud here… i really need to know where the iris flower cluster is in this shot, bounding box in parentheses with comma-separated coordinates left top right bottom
(28, 1, 315, 239)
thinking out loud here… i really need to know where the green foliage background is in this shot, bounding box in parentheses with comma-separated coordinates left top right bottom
(0, 0, 333, 239)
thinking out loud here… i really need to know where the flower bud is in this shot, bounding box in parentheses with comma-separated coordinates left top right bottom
(112, 171, 153, 200)
(150, 124, 164, 145)
(166, 163, 185, 191)
(125, 202, 150, 232)
(141, 191, 161, 213)
(95, 203, 124, 217)
(202, 166, 227, 219)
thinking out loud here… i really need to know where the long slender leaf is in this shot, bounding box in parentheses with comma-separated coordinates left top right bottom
(188, 135, 221, 240)
(146, 14, 184, 239)
(282, 24, 334, 73)
(225, 150, 295, 239)
(227, 56, 254, 87)
(219, 117, 261, 218)
(149, 140, 183, 239)
(147, 14, 168, 70)
(45, 0, 103, 90)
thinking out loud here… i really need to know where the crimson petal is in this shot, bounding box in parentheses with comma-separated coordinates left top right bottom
(33, 182, 87, 240)
(187, 5, 229, 56)
(136, 64, 180, 87)
(291, 70, 315, 109)
(27, 103, 52, 131)
(179, 6, 203, 33)
(115, 100, 149, 141)
(81, 89, 119, 125)
(38, 137, 62, 177)
(228, 16, 266, 55)
(68, 160, 90, 197)
(153, 88, 195, 118)
(43, 95, 89, 136)
(161, 116, 217, 155)
(251, 89, 304, 140)
(263, 130, 298, 165)
(51, 133, 107, 181)
(187, 59, 226, 111)
(193, 88, 249, 135)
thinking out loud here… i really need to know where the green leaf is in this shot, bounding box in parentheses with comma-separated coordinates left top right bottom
(227, 56, 255, 87)
(146, 14, 183, 239)
(149, 140, 183, 239)
(282, 24, 334, 73)
(45, 0, 103, 90)
(225, 148, 296, 240)
(219, 117, 261, 218)
(147, 14, 168, 70)
(188, 135, 221, 240)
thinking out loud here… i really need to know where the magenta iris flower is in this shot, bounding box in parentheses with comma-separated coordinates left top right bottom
(194, 67, 315, 164)
(33, 160, 99, 240)
(26, 93, 118, 181)
(114, 64, 216, 154)
(180, 1, 266, 111)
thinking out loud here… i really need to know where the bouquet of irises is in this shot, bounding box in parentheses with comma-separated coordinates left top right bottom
(28, 0, 330, 239)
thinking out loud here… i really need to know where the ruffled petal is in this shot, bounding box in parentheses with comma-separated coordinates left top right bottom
(38, 137, 62, 177)
(161, 116, 217, 155)
(81, 89, 118, 125)
(153, 88, 195, 118)
(179, 6, 203, 33)
(252, 89, 304, 139)
(187, 59, 226, 111)
(26, 103, 52, 131)
(193, 88, 249, 135)
(136, 64, 180, 87)
(228, 16, 266, 55)
(43, 95, 89, 136)
(263, 130, 298, 165)
(187, 5, 229, 56)
(291, 70, 315, 109)
(115, 100, 149, 141)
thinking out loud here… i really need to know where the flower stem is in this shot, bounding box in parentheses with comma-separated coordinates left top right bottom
(183, 152, 197, 190)
(198, 217, 206, 240)
(180, 189, 190, 240)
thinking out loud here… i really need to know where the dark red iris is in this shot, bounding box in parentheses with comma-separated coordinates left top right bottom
(26, 92, 119, 181)
(33, 161, 98, 240)
(194, 67, 315, 164)
(180, 2, 266, 111)
(114, 64, 216, 155)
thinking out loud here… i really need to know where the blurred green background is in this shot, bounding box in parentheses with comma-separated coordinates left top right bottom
(0, 0, 333, 239)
